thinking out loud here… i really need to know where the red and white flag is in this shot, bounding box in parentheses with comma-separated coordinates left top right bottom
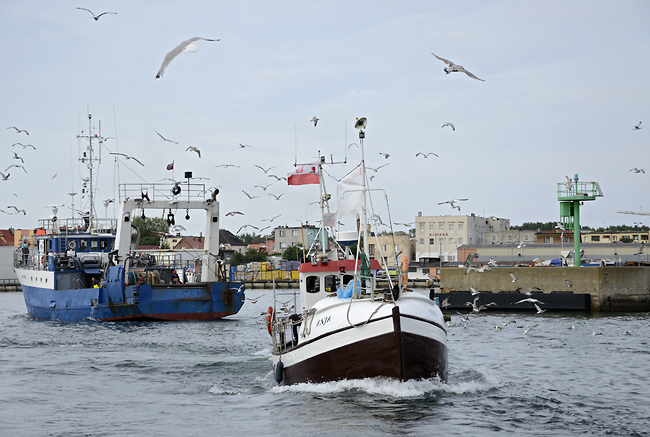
(287, 164, 319, 186)
(166, 161, 174, 171)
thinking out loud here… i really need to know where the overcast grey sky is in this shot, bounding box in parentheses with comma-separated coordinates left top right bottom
(1, 1, 648, 236)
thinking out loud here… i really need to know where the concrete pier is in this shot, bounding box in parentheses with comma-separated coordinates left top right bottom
(441, 266, 650, 312)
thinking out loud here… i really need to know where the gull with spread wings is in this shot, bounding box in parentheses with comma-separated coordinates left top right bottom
(155, 37, 220, 79)
(110, 153, 144, 166)
(431, 53, 485, 81)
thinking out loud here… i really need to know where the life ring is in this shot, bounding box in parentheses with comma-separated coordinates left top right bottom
(41, 256, 46, 266)
(266, 306, 275, 336)
(68, 240, 76, 250)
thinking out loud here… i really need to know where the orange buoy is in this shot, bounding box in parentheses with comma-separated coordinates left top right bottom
(266, 306, 275, 336)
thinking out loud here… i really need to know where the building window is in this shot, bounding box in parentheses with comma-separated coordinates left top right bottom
(449, 223, 454, 231)
(419, 238, 424, 245)
(458, 223, 464, 231)
(448, 238, 454, 245)
(507, 234, 513, 242)
(429, 224, 434, 231)
(279, 230, 286, 237)
(524, 234, 529, 241)
(439, 223, 444, 231)
(491, 235, 497, 242)
(584, 236, 590, 242)
(382, 244, 387, 252)
(423, 268, 430, 274)
(458, 238, 463, 245)
(592, 236, 600, 242)
(419, 224, 424, 232)
(449, 255, 456, 262)
(429, 238, 434, 245)
(395, 244, 399, 252)
(369, 244, 375, 256)
(292, 230, 298, 237)
(280, 242, 287, 249)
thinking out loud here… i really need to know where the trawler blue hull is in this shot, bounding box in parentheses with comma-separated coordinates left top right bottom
(22, 281, 245, 322)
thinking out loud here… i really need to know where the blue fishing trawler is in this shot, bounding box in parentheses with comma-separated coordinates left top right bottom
(13, 114, 245, 321)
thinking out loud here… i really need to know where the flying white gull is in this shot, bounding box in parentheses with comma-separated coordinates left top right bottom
(155, 37, 220, 79)
(534, 303, 547, 314)
(12, 143, 36, 149)
(154, 130, 178, 144)
(514, 297, 545, 305)
(5, 164, 27, 173)
(630, 168, 645, 174)
(110, 152, 144, 166)
(524, 323, 539, 335)
(215, 164, 239, 168)
(379, 152, 390, 159)
(225, 211, 244, 216)
(438, 198, 468, 210)
(254, 184, 272, 191)
(0, 172, 9, 181)
(442, 123, 455, 131)
(416, 152, 439, 158)
(242, 190, 259, 199)
(255, 165, 276, 174)
(7, 126, 29, 135)
(366, 163, 389, 172)
(431, 53, 485, 81)
(186, 146, 201, 158)
(268, 193, 284, 200)
(634, 121, 642, 130)
(76, 7, 116, 21)
(12, 152, 24, 163)
(565, 175, 573, 191)
(8, 205, 26, 215)
(311, 116, 319, 126)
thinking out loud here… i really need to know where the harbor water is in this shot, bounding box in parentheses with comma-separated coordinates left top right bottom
(1, 290, 648, 436)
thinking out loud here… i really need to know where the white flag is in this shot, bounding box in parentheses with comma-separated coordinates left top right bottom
(337, 165, 363, 221)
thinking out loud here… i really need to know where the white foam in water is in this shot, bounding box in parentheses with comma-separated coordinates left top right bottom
(208, 384, 240, 396)
(270, 369, 500, 398)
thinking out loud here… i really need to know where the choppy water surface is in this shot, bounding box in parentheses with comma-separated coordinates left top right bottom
(1, 290, 648, 436)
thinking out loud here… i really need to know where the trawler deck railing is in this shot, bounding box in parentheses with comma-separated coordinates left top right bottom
(118, 182, 209, 203)
(36, 217, 117, 235)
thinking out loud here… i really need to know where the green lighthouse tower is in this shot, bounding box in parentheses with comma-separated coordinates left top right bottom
(557, 174, 603, 266)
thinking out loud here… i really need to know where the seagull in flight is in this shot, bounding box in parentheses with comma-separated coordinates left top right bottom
(186, 146, 201, 158)
(534, 303, 547, 314)
(242, 190, 259, 199)
(254, 184, 272, 191)
(225, 211, 244, 216)
(255, 165, 276, 174)
(268, 174, 287, 181)
(12, 152, 24, 163)
(630, 168, 645, 174)
(516, 286, 542, 296)
(155, 37, 220, 79)
(431, 53, 485, 81)
(366, 163, 389, 172)
(238, 143, 250, 148)
(416, 152, 439, 158)
(237, 224, 259, 234)
(514, 297, 545, 305)
(268, 193, 284, 200)
(565, 279, 574, 288)
(76, 7, 116, 21)
(12, 143, 36, 150)
(565, 175, 573, 190)
(5, 164, 27, 173)
(154, 130, 178, 144)
(311, 116, 319, 126)
(634, 121, 642, 130)
(215, 164, 239, 168)
(524, 323, 539, 335)
(0, 172, 9, 181)
(7, 205, 26, 215)
(379, 152, 390, 159)
(438, 198, 468, 209)
(7, 126, 29, 135)
(441, 122, 455, 131)
(510, 273, 519, 283)
(110, 152, 144, 166)
(348, 143, 359, 150)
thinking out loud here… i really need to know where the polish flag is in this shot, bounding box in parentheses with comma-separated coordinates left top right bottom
(287, 164, 319, 185)
(166, 161, 174, 171)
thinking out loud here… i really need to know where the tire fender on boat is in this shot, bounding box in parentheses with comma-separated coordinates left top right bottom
(266, 306, 275, 336)
(275, 360, 284, 383)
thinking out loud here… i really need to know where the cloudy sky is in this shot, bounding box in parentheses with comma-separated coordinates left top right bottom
(1, 1, 648, 237)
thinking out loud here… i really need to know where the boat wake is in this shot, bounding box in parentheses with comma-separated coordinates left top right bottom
(270, 369, 499, 398)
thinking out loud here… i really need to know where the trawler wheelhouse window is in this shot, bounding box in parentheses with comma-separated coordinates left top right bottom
(306, 276, 320, 293)
(79, 239, 88, 252)
(324, 275, 339, 292)
(100, 239, 108, 251)
(89, 239, 98, 251)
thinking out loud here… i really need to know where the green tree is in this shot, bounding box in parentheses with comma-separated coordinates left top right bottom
(282, 245, 304, 261)
(131, 216, 169, 246)
(230, 248, 268, 266)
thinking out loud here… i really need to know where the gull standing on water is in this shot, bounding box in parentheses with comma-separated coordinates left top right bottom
(155, 37, 220, 79)
(431, 53, 485, 81)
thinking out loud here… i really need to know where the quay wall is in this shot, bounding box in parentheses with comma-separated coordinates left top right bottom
(441, 266, 650, 312)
